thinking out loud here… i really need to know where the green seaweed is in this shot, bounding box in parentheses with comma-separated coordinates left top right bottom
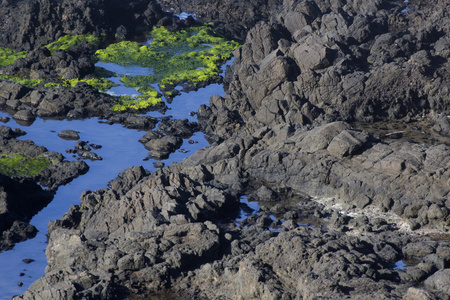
(45, 34, 101, 54)
(0, 73, 44, 87)
(95, 25, 240, 111)
(0, 48, 28, 67)
(0, 34, 101, 68)
(44, 77, 117, 90)
(110, 75, 163, 111)
(0, 153, 52, 177)
(111, 92, 162, 112)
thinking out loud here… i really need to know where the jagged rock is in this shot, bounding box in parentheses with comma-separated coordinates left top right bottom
(11, 0, 450, 299)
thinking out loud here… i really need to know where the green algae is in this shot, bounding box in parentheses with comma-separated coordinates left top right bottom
(1, 28, 239, 113)
(111, 75, 163, 111)
(44, 77, 117, 90)
(0, 48, 28, 67)
(0, 72, 115, 90)
(45, 34, 101, 54)
(95, 25, 240, 83)
(111, 93, 162, 112)
(0, 153, 52, 177)
(95, 25, 240, 111)
(0, 34, 110, 90)
(0, 34, 101, 68)
(0, 73, 44, 87)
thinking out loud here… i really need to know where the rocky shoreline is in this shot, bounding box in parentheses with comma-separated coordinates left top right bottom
(0, 0, 450, 299)
(0, 125, 89, 251)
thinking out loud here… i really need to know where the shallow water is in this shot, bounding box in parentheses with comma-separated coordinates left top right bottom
(236, 196, 314, 233)
(0, 78, 226, 300)
(352, 119, 450, 145)
(393, 259, 407, 270)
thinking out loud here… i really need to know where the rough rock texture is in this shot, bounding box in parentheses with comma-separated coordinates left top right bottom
(199, 0, 450, 138)
(2, 42, 97, 81)
(0, 79, 117, 119)
(157, 0, 282, 41)
(0, 0, 166, 51)
(12, 0, 450, 299)
(139, 118, 199, 159)
(0, 126, 89, 250)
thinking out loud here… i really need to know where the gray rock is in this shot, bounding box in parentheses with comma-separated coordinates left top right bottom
(292, 35, 335, 71)
(12, 110, 35, 122)
(326, 129, 370, 157)
(433, 114, 450, 137)
(77, 151, 102, 161)
(424, 269, 450, 296)
(57, 130, 80, 140)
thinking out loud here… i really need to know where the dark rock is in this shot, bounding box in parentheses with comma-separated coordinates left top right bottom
(147, 136, 183, 160)
(22, 258, 35, 264)
(0, 0, 166, 51)
(108, 114, 158, 130)
(12, 110, 35, 122)
(403, 242, 437, 263)
(77, 151, 103, 161)
(75, 141, 91, 152)
(248, 186, 279, 202)
(0, 81, 30, 100)
(11, 0, 450, 299)
(57, 130, 80, 140)
(6, 100, 21, 110)
(89, 143, 102, 150)
(403, 287, 439, 300)
(153, 162, 165, 169)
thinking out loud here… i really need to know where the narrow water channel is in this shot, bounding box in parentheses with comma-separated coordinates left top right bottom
(0, 66, 228, 299)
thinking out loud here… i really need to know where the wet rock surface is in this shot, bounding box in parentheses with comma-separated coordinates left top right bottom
(65, 140, 103, 161)
(139, 118, 200, 160)
(7, 0, 450, 299)
(58, 130, 80, 140)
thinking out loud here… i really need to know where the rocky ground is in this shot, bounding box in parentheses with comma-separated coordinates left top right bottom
(1, 0, 450, 299)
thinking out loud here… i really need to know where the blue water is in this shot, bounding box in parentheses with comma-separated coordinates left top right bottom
(0, 82, 227, 300)
(393, 260, 407, 270)
(236, 196, 260, 223)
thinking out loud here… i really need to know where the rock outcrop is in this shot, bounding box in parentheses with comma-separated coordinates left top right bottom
(11, 0, 450, 299)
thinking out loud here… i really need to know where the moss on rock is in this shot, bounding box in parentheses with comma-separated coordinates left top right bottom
(0, 73, 44, 87)
(0, 48, 28, 67)
(111, 94, 162, 112)
(44, 77, 117, 90)
(45, 34, 102, 54)
(0, 153, 52, 177)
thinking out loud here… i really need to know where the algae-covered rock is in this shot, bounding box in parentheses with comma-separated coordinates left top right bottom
(0, 126, 89, 250)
